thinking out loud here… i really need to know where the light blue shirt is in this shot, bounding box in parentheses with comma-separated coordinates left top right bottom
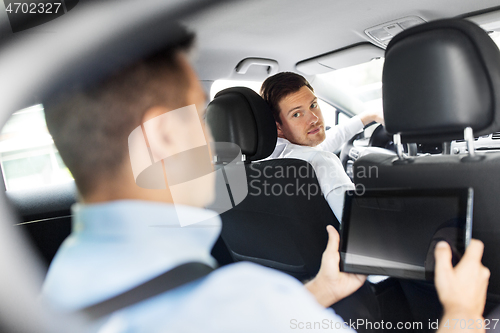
(42, 201, 353, 332)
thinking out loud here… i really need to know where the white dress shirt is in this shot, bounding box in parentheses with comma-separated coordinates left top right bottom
(267, 116, 364, 221)
(42, 201, 353, 332)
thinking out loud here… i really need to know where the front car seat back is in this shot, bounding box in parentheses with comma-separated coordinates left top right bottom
(206, 87, 339, 280)
(354, 19, 500, 309)
(383, 19, 500, 143)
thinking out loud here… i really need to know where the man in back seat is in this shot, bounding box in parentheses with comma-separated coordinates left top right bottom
(41, 27, 490, 332)
(261, 72, 383, 221)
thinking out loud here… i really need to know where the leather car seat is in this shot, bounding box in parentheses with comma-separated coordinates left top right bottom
(205, 87, 339, 281)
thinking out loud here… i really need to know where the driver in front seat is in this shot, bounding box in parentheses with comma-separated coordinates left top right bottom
(260, 72, 383, 221)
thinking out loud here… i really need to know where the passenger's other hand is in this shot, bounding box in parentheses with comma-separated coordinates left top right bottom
(358, 108, 384, 126)
(435, 240, 490, 332)
(305, 225, 366, 307)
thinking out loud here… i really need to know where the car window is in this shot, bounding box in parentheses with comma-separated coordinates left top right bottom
(490, 31, 500, 45)
(0, 105, 73, 191)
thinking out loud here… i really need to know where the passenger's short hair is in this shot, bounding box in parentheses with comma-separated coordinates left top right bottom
(45, 32, 195, 197)
(260, 72, 314, 124)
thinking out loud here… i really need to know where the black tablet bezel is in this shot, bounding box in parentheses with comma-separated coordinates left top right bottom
(339, 187, 473, 280)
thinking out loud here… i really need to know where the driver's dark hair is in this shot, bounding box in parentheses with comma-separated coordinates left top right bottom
(44, 31, 195, 197)
(260, 72, 314, 124)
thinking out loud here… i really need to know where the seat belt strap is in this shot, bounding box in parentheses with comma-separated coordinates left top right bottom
(81, 262, 214, 320)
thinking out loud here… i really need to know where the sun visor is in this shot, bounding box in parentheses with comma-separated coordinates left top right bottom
(296, 44, 384, 76)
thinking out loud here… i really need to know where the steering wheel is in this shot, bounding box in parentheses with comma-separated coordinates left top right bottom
(339, 124, 396, 172)
(369, 124, 394, 150)
(339, 131, 365, 171)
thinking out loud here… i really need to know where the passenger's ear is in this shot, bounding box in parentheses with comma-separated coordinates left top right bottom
(141, 106, 179, 161)
(141, 105, 207, 163)
(138, 105, 214, 209)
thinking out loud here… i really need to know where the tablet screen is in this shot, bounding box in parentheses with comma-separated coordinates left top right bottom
(339, 188, 473, 280)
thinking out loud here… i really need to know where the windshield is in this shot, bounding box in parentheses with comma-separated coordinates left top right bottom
(315, 58, 384, 116)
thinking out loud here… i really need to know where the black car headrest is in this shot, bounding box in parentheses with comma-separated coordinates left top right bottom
(383, 19, 500, 143)
(206, 87, 277, 162)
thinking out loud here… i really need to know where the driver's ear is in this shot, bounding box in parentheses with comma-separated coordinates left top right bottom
(276, 121, 285, 139)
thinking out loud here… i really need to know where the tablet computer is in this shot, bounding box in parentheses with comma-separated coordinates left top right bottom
(339, 188, 473, 280)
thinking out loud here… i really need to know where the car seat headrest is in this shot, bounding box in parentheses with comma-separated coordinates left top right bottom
(206, 87, 277, 162)
(383, 18, 500, 143)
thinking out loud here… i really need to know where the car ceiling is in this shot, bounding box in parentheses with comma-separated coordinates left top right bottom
(184, 0, 500, 81)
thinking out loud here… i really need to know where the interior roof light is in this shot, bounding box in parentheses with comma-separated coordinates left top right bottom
(365, 16, 426, 49)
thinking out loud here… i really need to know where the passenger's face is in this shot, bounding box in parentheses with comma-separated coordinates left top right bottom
(276, 86, 326, 147)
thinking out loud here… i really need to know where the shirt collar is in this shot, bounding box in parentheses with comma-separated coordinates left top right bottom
(268, 137, 289, 158)
(72, 200, 221, 237)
